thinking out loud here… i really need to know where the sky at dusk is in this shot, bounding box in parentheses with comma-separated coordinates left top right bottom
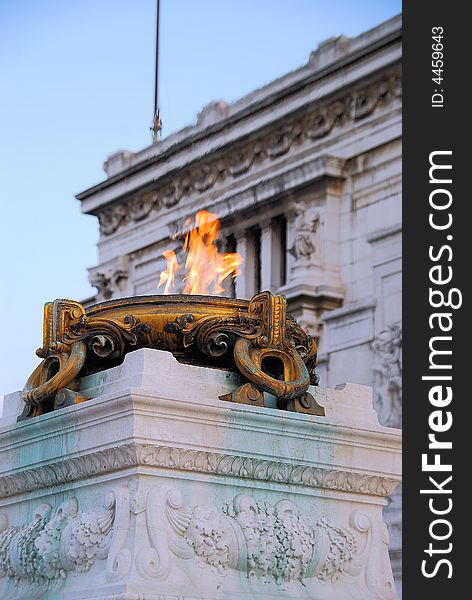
(0, 0, 401, 398)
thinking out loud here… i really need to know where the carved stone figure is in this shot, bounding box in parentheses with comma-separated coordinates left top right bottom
(290, 203, 321, 261)
(372, 324, 402, 427)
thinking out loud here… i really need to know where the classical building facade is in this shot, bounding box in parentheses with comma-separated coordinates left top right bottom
(77, 15, 402, 593)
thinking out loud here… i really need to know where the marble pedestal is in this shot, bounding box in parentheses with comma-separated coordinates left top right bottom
(0, 349, 401, 600)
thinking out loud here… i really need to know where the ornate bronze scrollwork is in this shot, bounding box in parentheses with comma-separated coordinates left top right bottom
(21, 292, 319, 420)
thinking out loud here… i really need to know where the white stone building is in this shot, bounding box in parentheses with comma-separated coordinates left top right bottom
(77, 15, 402, 592)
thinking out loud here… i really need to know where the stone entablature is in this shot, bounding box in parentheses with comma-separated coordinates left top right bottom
(77, 16, 401, 211)
(82, 66, 400, 241)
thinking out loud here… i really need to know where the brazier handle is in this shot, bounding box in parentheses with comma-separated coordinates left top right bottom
(233, 337, 310, 399)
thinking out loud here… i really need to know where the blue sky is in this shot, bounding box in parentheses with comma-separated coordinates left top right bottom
(0, 0, 401, 396)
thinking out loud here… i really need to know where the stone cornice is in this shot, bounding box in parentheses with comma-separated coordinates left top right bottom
(90, 65, 401, 238)
(367, 223, 402, 244)
(0, 442, 399, 500)
(77, 16, 401, 205)
(322, 298, 377, 322)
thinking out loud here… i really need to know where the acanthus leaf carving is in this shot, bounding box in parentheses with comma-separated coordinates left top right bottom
(0, 444, 400, 501)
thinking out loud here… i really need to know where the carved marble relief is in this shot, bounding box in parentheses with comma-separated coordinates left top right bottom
(0, 488, 132, 597)
(289, 202, 321, 262)
(135, 487, 397, 598)
(0, 487, 397, 598)
(89, 258, 130, 301)
(95, 67, 401, 237)
(0, 445, 398, 501)
(0, 494, 116, 589)
(372, 324, 402, 427)
(128, 190, 159, 221)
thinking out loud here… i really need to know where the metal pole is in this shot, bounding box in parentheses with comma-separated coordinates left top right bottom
(151, 0, 162, 141)
(154, 0, 160, 117)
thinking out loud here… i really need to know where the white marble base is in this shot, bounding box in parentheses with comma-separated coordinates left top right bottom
(0, 349, 401, 599)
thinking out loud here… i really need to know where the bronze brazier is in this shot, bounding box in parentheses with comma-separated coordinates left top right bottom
(21, 291, 320, 420)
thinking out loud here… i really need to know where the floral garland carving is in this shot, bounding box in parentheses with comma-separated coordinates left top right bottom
(142, 489, 376, 587)
(0, 493, 116, 589)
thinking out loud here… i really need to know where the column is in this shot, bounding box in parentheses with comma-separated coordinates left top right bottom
(260, 219, 286, 292)
(235, 231, 253, 299)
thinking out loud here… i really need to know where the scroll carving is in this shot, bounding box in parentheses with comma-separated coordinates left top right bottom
(0, 488, 397, 597)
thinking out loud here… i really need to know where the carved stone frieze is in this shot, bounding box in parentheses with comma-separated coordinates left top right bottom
(138, 487, 393, 594)
(0, 493, 116, 589)
(128, 190, 159, 222)
(0, 443, 399, 500)
(0, 489, 132, 599)
(96, 67, 401, 236)
(0, 487, 395, 595)
(304, 99, 347, 139)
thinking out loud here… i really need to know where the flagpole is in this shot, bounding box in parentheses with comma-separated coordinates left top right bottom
(151, 0, 162, 142)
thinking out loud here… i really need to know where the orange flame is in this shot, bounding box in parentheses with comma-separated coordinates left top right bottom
(158, 210, 243, 295)
(158, 250, 180, 294)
